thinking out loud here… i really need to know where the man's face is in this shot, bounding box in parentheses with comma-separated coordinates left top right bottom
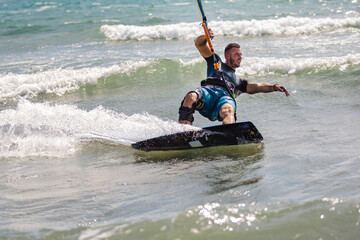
(226, 47, 242, 69)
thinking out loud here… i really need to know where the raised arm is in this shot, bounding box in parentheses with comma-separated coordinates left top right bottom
(194, 28, 214, 58)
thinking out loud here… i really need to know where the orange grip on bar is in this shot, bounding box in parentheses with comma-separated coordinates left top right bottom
(202, 22, 214, 53)
(201, 22, 219, 70)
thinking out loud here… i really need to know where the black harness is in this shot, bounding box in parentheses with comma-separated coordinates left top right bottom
(201, 73, 235, 100)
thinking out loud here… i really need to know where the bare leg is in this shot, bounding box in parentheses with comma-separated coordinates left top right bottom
(219, 104, 236, 124)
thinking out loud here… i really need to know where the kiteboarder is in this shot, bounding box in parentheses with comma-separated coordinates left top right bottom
(178, 28, 290, 125)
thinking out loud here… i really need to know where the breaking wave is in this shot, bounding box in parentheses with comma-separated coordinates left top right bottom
(101, 16, 360, 41)
(1, 54, 359, 100)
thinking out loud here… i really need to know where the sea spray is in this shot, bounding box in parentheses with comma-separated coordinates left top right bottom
(0, 100, 198, 158)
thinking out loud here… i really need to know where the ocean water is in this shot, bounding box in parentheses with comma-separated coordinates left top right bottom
(1, 0, 360, 239)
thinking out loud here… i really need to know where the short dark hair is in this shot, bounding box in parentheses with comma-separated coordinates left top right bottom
(224, 43, 240, 56)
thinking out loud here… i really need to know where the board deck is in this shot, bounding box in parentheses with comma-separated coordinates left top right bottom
(131, 121, 263, 151)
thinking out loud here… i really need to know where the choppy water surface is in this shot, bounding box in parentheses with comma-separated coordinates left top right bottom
(1, 0, 359, 239)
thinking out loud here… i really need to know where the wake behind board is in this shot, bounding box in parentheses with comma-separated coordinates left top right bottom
(131, 121, 263, 151)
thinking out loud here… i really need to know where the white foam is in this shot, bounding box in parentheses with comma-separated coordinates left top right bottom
(212, 16, 360, 37)
(100, 22, 200, 41)
(2, 54, 359, 100)
(238, 53, 360, 76)
(0, 100, 197, 158)
(100, 16, 360, 41)
(0, 60, 151, 99)
(36, 6, 56, 12)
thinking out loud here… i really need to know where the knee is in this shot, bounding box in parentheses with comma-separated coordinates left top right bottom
(219, 104, 235, 118)
(179, 92, 199, 124)
(182, 92, 198, 107)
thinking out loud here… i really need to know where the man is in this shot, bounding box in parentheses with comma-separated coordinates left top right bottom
(178, 29, 290, 125)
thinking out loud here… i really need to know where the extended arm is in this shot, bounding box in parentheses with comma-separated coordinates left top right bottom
(246, 82, 290, 96)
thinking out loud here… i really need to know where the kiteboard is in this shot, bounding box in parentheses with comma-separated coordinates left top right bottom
(131, 121, 263, 151)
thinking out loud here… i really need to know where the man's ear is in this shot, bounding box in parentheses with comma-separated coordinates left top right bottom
(224, 52, 229, 63)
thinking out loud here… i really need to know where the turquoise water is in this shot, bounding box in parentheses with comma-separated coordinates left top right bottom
(1, 0, 360, 239)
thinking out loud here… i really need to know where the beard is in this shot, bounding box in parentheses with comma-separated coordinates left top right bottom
(229, 57, 241, 69)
